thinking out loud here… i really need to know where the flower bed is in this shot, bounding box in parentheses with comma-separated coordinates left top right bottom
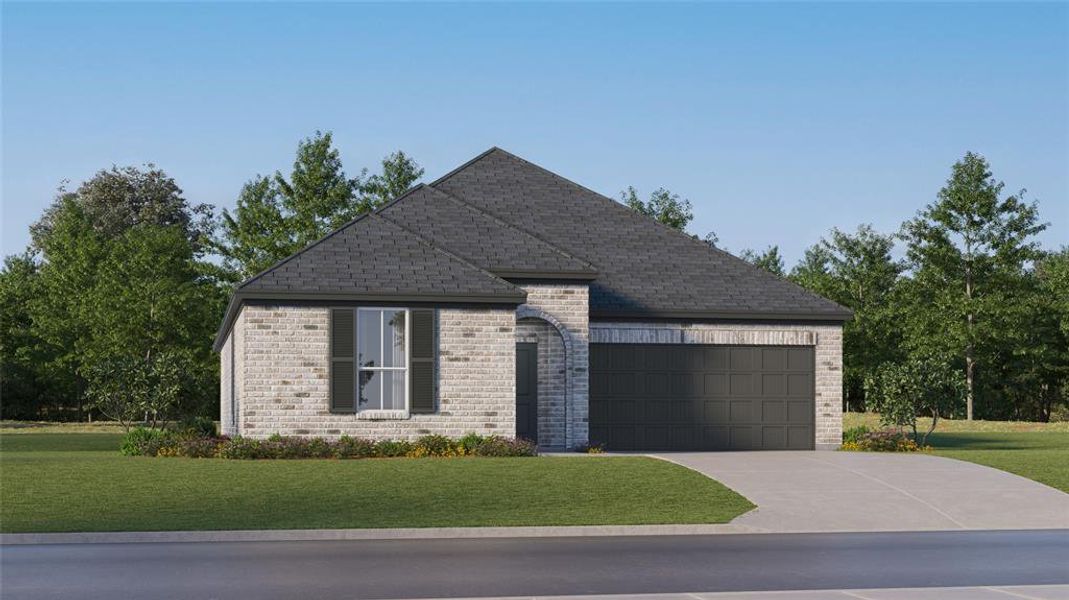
(120, 428, 537, 459)
(840, 426, 928, 452)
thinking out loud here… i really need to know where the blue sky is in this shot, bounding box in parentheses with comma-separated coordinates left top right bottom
(3, 2, 1066, 264)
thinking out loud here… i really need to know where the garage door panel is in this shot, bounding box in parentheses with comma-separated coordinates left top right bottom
(761, 373, 786, 396)
(590, 344, 814, 451)
(761, 348, 787, 370)
(761, 400, 786, 423)
(787, 373, 812, 397)
(762, 427, 786, 449)
(787, 348, 811, 371)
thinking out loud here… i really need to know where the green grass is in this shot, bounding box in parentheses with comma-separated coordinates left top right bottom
(844, 412, 1069, 493)
(0, 433, 754, 533)
(928, 431, 1069, 493)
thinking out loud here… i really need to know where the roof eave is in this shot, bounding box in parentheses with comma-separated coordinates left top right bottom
(588, 308, 854, 323)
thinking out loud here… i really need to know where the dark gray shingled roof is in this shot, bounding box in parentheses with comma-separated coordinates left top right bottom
(431, 148, 851, 321)
(239, 212, 524, 301)
(378, 184, 597, 279)
(217, 146, 849, 349)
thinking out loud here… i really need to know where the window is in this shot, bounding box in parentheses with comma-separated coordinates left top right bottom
(357, 308, 408, 411)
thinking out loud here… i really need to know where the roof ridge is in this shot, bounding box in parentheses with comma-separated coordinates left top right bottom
(369, 213, 524, 294)
(443, 147, 850, 314)
(417, 184, 598, 273)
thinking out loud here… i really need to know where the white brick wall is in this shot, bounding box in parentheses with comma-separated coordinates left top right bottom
(517, 284, 589, 449)
(229, 304, 515, 439)
(590, 322, 843, 450)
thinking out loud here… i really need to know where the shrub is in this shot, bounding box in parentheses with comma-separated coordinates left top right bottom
(574, 443, 605, 454)
(841, 428, 923, 452)
(457, 433, 486, 455)
(124, 432, 537, 459)
(842, 425, 871, 445)
(217, 436, 266, 459)
(175, 416, 217, 439)
(471, 435, 537, 457)
(865, 354, 965, 446)
(374, 439, 413, 458)
(411, 434, 459, 458)
(120, 427, 174, 457)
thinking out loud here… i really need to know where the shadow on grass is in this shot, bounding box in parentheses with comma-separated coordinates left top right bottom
(0, 433, 123, 453)
(928, 431, 1069, 451)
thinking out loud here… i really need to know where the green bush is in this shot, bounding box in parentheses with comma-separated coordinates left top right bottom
(842, 425, 871, 445)
(374, 439, 413, 458)
(412, 434, 457, 457)
(334, 435, 375, 459)
(471, 435, 537, 457)
(124, 433, 537, 460)
(175, 416, 217, 439)
(841, 428, 923, 452)
(120, 427, 174, 457)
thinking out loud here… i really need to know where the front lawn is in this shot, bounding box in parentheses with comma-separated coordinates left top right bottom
(0, 432, 753, 533)
(843, 412, 1069, 493)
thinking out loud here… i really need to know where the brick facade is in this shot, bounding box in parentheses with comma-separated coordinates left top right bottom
(590, 322, 843, 449)
(514, 284, 590, 449)
(220, 304, 515, 439)
(220, 295, 841, 450)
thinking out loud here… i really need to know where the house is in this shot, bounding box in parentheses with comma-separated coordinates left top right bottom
(214, 148, 850, 451)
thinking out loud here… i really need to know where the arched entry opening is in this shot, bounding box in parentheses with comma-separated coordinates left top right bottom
(515, 308, 573, 449)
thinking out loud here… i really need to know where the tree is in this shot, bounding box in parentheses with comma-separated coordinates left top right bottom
(620, 186, 693, 231)
(740, 246, 785, 276)
(80, 224, 225, 419)
(30, 165, 213, 255)
(866, 354, 966, 446)
(10, 165, 224, 421)
(360, 150, 424, 212)
(790, 225, 904, 410)
(900, 152, 1047, 419)
(215, 132, 423, 280)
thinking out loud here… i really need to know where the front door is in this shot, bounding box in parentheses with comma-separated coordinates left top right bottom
(515, 343, 538, 444)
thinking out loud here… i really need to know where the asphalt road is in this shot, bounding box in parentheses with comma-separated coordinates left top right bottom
(3, 530, 1068, 600)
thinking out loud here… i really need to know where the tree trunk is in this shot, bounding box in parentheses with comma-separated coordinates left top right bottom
(964, 258, 975, 421)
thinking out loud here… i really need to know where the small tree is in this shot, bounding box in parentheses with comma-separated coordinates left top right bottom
(865, 354, 966, 446)
(84, 352, 185, 430)
(620, 186, 694, 231)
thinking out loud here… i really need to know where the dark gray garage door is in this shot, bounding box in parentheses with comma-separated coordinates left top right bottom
(590, 344, 815, 451)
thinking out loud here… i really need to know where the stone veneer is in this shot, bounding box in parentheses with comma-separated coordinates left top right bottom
(590, 322, 843, 450)
(220, 304, 516, 439)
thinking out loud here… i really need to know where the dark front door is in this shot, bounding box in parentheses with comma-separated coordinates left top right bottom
(515, 343, 538, 444)
(589, 344, 815, 451)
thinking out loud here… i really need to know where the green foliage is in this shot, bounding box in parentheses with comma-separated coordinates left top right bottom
(790, 225, 904, 410)
(119, 427, 175, 457)
(214, 132, 423, 279)
(841, 425, 871, 444)
(865, 354, 966, 446)
(5, 165, 225, 423)
(620, 186, 694, 231)
(176, 416, 217, 439)
(84, 351, 186, 430)
(125, 433, 538, 460)
(899, 151, 1048, 420)
(740, 246, 786, 276)
(841, 428, 922, 452)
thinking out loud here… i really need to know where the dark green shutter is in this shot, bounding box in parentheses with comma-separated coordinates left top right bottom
(331, 309, 355, 413)
(410, 309, 436, 414)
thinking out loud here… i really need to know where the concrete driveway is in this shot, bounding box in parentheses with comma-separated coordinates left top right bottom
(655, 451, 1069, 533)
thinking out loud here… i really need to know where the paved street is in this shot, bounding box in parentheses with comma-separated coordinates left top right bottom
(3, 530, 1067, 600)
(655, 451, 1069, 532)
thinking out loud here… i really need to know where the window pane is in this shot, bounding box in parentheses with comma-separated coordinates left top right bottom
(358, 370, 381, 410)
(382, 371, 406, 410)
(358, 310, 382, 369)
(383, 310, 406, 368)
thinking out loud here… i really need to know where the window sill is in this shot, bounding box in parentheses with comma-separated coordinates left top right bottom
(356, 410, 410, 421)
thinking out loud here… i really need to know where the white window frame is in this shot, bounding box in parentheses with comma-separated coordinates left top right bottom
(356, 307, 410, 415)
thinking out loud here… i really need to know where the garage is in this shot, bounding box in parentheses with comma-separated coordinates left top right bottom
(589, 344, 815, 451)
